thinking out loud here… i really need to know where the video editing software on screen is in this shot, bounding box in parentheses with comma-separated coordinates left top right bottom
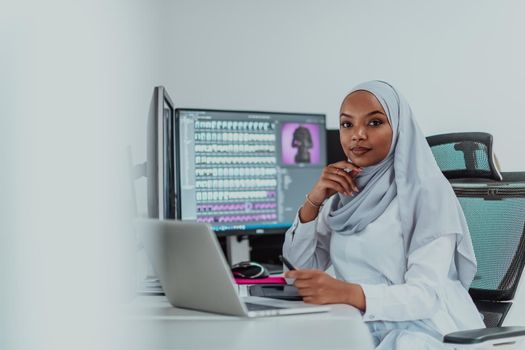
(176, 109, 326, 234)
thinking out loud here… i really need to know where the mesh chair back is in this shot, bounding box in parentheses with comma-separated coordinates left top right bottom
(455, 185, 525, 299)
(427, 132, 525, 327)
(453, 182, 525, 327)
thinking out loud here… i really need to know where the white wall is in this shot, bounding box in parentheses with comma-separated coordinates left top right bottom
(0, 1, 165, 349)
(163, 0, 525, 170)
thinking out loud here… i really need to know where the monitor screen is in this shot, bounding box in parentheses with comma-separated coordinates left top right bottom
(175, 109, 326, 235)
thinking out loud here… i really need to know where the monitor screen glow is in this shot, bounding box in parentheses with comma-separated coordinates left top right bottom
(175, 109, 327, 236)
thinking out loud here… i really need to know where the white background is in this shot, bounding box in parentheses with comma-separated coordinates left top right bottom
(2, 1, 525, 349)
(160, 0, 525, 171)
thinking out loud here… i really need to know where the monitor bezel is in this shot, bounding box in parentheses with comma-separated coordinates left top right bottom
(174, 108, 327, 237)
(160, 87, 177, 219)
(147, 86, 176, 219)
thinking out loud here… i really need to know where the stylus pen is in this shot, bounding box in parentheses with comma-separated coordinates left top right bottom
(279, 255, 296, 271)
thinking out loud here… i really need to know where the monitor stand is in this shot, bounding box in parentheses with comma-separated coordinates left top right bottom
(226, 236, 250, 265)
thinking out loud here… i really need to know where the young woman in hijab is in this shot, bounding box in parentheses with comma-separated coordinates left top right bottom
(283, 81, 484, 349)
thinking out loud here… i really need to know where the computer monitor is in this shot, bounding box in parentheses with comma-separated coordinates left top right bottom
(326, 129, 347, 164)
(175, 109, 327, 236)
(146, 86, 177, 219)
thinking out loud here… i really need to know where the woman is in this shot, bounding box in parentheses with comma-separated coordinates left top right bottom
(283, 80, 484, 349)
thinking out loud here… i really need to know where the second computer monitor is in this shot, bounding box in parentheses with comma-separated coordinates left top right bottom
(175, 109, 327, 235)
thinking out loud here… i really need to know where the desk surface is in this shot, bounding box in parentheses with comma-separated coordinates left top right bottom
(125, 295, 374, 350)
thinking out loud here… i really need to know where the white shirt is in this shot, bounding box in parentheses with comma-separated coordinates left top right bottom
(283, 196, 484, 339)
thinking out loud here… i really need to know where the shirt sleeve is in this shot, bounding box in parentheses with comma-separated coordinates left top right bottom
(281, 201, 333, 271)
(361, 234, 456, 322)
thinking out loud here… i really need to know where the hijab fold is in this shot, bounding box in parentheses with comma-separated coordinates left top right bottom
(326, 81, 477, 289)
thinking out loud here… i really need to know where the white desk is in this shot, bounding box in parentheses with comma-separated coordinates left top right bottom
(125, 295, 374, 350)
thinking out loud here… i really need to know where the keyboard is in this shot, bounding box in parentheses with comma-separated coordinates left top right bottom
(244, 302, 284, 311)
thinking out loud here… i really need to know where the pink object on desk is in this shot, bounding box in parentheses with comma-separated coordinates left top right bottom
(234, 276, 286, 285)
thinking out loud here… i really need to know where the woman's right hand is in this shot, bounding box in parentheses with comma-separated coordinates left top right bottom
(308, 160, 362, 205)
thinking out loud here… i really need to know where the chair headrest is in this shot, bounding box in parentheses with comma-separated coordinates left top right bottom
(426, 132, 502, 181)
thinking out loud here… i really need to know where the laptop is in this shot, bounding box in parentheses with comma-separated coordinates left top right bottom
(134, 219, 330, 317)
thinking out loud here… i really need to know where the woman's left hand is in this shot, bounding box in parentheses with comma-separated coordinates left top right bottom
(285, 269, 365, 310)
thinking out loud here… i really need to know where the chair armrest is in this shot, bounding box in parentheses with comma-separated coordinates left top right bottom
(443, 326, 525, 345)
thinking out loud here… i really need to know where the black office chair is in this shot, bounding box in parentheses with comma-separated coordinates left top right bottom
(427, 132, 525, 348)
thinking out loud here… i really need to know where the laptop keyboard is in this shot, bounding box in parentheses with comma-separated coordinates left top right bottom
(244, 302, 284, 311)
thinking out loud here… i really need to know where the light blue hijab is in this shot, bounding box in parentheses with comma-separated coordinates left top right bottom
(326, 80, 477, 289)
